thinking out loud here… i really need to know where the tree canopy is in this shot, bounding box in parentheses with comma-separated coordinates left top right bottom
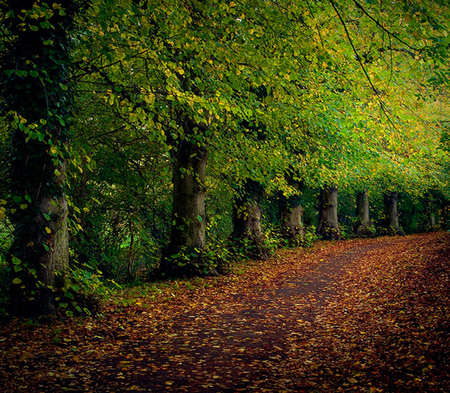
(1, 0, 450, 316)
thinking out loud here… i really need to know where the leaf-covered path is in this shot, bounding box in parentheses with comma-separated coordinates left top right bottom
(1, 232, 450, 392)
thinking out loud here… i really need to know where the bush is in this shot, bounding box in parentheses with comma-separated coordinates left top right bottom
(55, 264, 121, 317)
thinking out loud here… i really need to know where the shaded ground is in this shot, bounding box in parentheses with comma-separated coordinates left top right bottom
(1, 232, 450, 392)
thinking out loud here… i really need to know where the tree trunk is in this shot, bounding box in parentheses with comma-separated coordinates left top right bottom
(383, 191, 402, 235)
(231, 180, 269, 259)
(354, 189, 373, 237)
(1, 0, 78, 316)
(280, 194, 304, 246)
(430, 213, 437, 230)
(160, 121, 208, 277)
(317, 185, 341, 240)
(426, 194, 438, 232)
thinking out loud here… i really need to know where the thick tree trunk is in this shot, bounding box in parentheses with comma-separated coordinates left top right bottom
(426, 195, 439, 232)
(280, 195, 304, 246)
(354, 189, 373, 237)
(160, 123, 208, 276)
(430, 213, 437, 230)
(317, 185, 341, 240)
(1, 0, 77, 316)
(231, 180, 269, 259)
(383, 191, 402, 235)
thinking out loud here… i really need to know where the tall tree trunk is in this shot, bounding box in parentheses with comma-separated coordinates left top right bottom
(354, 189, 373, 237)
(280, 194, 304, 246)
(383, 191, 402, 235)
(231, 180, 269, 259)
(160, 121, 208, 277)
(425, 194, 438, 232)
(1, 0, 79, 316)
(317, 185, 341, 240)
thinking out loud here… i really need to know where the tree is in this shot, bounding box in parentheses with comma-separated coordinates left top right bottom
(382, 191, 402, 235)
(317, 185, 342, 240)
(280, 176, 305, 246)
(0, 0, 82, 316)
(230, 180, 269, 260)
(354, 189, 373, 237)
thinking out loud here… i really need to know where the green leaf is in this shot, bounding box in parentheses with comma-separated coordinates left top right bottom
(65, 291, 74, 299)
(25, 195, 32, 203)
(12, 278, 22, 285)
(83, 308, 92, 316)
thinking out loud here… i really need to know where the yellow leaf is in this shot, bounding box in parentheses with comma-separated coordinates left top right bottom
(0, 199, 6, 205)
(45, 227, 51, 234)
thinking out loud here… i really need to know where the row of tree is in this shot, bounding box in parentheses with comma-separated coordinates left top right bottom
(1, 0, 450, 316)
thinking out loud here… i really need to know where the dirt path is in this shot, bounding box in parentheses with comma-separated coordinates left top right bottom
(1, 233, 450, 392)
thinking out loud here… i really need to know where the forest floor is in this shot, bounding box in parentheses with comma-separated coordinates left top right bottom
(1, 232, 450, 392)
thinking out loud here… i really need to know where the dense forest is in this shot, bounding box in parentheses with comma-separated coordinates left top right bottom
(1, 0, 450, 318)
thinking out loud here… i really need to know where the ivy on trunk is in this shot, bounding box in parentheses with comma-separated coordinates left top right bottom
(0, 0, 80, 316)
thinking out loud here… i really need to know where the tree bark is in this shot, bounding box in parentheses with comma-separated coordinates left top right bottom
(354, 189, 373, 237)
(280, 194, 304, 246)
(425, 194, 438, 232)
(160, 120, 208, 277)
(231, 180, 269, 259)
(317, 185, 341, 240)
(1, 0, 78, 316)
(383, 191, 402, 235)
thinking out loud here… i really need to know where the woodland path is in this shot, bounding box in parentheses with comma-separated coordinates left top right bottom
(1, 232, 450, 392)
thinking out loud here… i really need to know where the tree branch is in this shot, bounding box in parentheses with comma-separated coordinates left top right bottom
(329, 0, 398, 130)
(352, 0, 420, 52)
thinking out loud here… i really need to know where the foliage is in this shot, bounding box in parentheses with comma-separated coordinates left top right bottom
(55, 265, 121, 317)
(1, 0, 450, 304)
(0, 232, 449, 391)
